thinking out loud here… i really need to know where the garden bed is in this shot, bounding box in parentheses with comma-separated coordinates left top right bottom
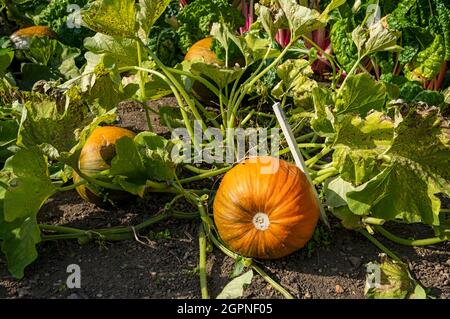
(1, 103, 449, 299)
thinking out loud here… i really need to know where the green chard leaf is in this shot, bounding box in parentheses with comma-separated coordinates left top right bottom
(346, 107, 450, 225)
(405, 35, 446, 82)
(435, 0, 450, 60)
(0, 148, 57, 278)
(330, 18, 358, 73)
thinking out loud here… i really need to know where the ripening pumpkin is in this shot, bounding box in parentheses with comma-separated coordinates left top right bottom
(184, 37, 222, 104)
(213, 156, 320, 259)
(10, 26, 57, 49)
(73, 126, 136, 205)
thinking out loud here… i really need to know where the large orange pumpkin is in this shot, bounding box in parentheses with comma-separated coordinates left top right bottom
(213, 156, 320, 259)
(73, 126, 136, 204)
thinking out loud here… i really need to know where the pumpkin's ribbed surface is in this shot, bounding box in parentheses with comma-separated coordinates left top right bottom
(213, 156, 320, 259)
(74, 126, 136, 204)
(11, 26, 57, 38)
(184, 37, 221, 65)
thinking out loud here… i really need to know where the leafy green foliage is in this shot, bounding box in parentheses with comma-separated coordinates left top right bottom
(82, 0, 136, 38)
(0, 48, 14, 76)
(330, 18, 357, 72)
(346, 108, 449, 225)
(148, 26, 182, 67)
(333, 112, 394, 185)
(271, 58, 317, 108)
(404, 35, 445, 82)
(0, 148, 56, 278)
(216, 270, 253, 299)
(176, 0, 244, 53)
(17, 95, 116, 159)
(335, 73, 387, 115)
(365, 256, 427, 299)
(110, 132, 176, 195)
(33, 0, 94, 48)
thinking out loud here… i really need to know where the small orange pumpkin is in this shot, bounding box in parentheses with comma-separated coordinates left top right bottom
(73, 126, 136, 204)
(213, 156, 320, 259)
(10, 26, 57, 49)
(185, 37, 222, 66)
(184, 37, 222, 104)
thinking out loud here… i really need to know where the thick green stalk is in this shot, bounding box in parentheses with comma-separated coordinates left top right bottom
(374, 225, 448, 246)
(147, 51, 208, 134)
(178, 166, 231, 184)
(277, 143, 326, 156)
(136, 42, 153, 132)
(359, 229, 401, 262)
(305, 146, 332, 168)
(199, 224, 209, 299)
(339, 54, 365, 92)
(167, 67, 227, 104)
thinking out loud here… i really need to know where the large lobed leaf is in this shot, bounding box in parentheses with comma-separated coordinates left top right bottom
(0, 148, 56, 278)
(346, 107, 450, 225)
(335, 73, 387, 116)
(333, 111, 394, 185)
(82, 0, 136, 38)
(110, 132, 176, 195)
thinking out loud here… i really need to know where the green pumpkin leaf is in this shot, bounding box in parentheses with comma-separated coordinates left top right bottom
(346, 108, 450, 225)
(311, 87, 336, 138)
(0, 148, 56, 278)
(83, 33, 142, 69)
(271, 59, 317, 108)
(352, 21, 402, 57)
(365, 256, 427, 299)
(110, 136, 146, 181)
(0, 120, 19, 148)
(136, 0, 171, 44)
(335, 73, 387, 116)
(0, 48, 14, 76)
(217, 270, 253, 299)
(17, 98, 90, 159)
(109, 132, 175, 191)
(332, 111, 394, 185)
(82, 0, 136, 38)
(135, 132, 176, 181)
(278, 0, 324, 39)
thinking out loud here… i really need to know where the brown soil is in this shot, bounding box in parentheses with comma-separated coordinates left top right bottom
(0, 99, 449, 299)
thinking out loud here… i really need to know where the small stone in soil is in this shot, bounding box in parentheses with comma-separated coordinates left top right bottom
(304, 292, 312, 299)
(348, 256, 362, 268)
(335, 284, 344, 294)
(67, 293, 81, 299)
